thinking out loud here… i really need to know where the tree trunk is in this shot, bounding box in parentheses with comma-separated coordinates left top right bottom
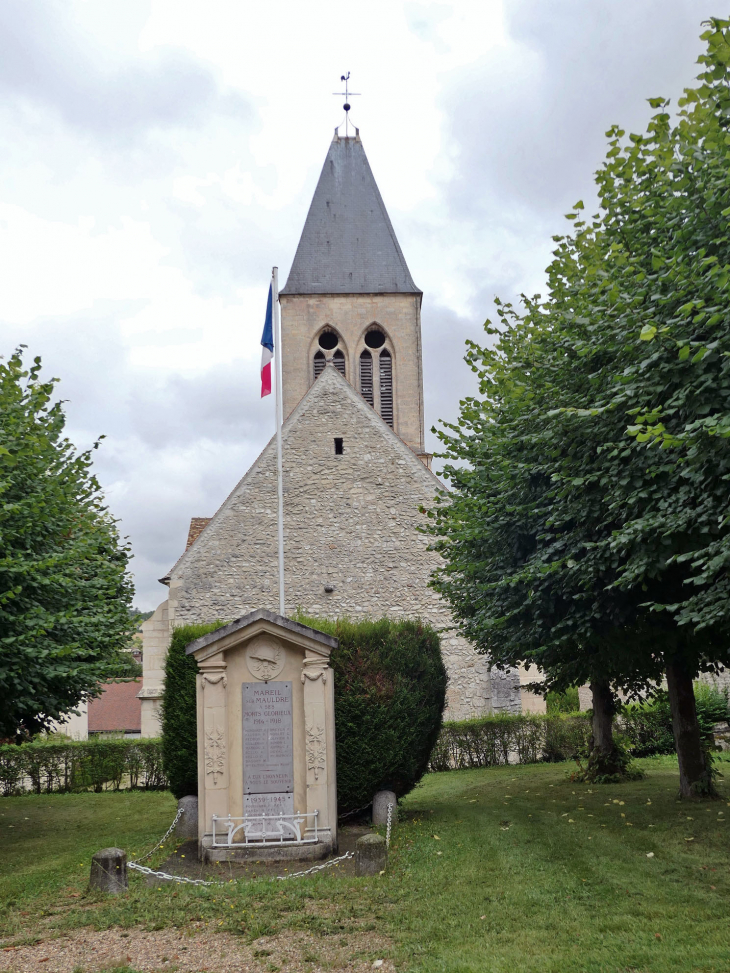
(665, 661, 715, 799)
(591, 680, 615, 757)
(582, 680, 629, 780)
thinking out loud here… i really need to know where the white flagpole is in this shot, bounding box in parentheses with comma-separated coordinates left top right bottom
(272, 267, 285, 616)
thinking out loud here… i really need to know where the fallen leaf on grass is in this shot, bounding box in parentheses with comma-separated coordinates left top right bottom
(646, 853, 654, 858)
(685, 837, 695, 842)
(432, 835, 440, 840)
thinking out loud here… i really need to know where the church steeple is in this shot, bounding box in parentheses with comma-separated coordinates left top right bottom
(281, 131, 421, 297)
(279, 131, 426, 456)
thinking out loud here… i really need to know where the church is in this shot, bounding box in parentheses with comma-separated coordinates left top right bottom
(138, 127, 522, 737)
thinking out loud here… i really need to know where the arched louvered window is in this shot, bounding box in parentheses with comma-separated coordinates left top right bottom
(379, 349, 393, 427)
(359, 350, 374, 406)
(333, 349, 346, 377)
(313, 350, 326, 379)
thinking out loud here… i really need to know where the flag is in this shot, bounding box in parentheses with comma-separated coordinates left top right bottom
(260, 284, 274, 397)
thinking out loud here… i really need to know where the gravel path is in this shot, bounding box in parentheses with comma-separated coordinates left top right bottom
(0, 924, 394, 973)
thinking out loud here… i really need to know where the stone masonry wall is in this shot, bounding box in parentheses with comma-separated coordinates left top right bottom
(154, 366, 520, 725)
(279, 293, 425, 453)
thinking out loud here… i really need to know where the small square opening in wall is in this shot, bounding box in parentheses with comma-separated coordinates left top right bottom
(334, 437, 344, 456)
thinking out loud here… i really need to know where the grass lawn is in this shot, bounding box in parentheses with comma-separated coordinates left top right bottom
(1, 756, 730, 972)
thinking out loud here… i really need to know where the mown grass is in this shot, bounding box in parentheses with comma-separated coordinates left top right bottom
(2, 756, 730, 972)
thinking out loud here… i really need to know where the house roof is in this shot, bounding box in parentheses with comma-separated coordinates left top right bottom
(88, 680, 141, 733)
(186, 517, 211, 550)
(280, 132, 421, 296)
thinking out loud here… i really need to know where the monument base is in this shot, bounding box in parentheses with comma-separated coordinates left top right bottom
(200, 833, 334, 864)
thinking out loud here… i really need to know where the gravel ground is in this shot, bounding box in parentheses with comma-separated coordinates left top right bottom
(0, 923, 394, 972)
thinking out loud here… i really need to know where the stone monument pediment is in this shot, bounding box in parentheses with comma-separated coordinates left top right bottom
(186, 609, 338, 862)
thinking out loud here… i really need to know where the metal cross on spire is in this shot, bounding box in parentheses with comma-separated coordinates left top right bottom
(333, 72, 360, 137)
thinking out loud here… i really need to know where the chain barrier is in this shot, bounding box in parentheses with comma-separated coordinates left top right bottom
(130, 806, 184, 865)
(272, 851, 354, 880)
(126, 808, 354, 887)
(385, 803, 393, 849)
(337, 801, 372, 822)
(128, 861, 217, 886)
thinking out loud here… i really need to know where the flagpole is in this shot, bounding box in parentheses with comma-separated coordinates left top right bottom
(272, 266, 285, 617)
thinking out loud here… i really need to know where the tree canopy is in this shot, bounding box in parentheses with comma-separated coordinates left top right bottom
(0, 349, 136, 738)
(426, 20, 730, 792)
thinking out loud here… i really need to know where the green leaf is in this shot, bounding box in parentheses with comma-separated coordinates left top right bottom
(640, 325, 657, 341)
(678, 345, 691, 361)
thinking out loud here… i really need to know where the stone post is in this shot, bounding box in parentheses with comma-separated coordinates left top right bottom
(355, 834, 387, 877)
(89, 848, 127, 894)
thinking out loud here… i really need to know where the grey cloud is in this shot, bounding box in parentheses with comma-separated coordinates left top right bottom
(0, 0, 252, 143)
(442, 0, 711, 219)
(1, 306, 274, 607)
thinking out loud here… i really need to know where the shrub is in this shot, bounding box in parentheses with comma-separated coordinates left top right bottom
(546, 688, 580, 714)
(430, 713, 591, 771)
(300, 617, 447, 813)
(0, 738, 165, 795)
(161, 621, 226, 800)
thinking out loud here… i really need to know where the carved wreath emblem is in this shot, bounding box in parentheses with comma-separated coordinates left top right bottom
(205, 725, 226, 786)
(246, 639, 284, 681)
(306, 718, 326, 781)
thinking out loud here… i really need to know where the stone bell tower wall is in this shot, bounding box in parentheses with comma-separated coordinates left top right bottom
(279, 292, 425, 454)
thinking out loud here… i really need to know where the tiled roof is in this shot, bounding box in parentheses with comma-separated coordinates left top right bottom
(186, 517, 211, 550)
(88, 680, 142, 733)
(280, 133, 420, 296)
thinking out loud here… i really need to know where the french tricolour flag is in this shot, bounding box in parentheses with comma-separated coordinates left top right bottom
(260, 284, 274, 397)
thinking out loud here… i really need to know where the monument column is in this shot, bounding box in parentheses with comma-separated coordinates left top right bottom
(301, 652, 337, 847)
(197, 656, 229, 847)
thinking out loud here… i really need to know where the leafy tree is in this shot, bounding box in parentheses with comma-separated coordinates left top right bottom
(427, 20, 730, 796)
(0, 349, 135, 738)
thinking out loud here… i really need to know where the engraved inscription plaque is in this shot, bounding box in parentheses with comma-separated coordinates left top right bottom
(242, 682, 293, 794)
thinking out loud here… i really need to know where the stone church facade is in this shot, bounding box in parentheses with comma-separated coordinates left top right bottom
(139, 129, 521, 736)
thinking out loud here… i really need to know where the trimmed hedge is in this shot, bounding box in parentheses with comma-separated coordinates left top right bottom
(0, 738, 165, 795)
(429, 714, 592, 771)
(161, 621, 226, 800)
(309, 617, 447, 812)
(429, 684, 730, 771)
(160, 616, 447, 813)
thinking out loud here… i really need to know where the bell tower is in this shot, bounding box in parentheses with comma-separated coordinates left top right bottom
(279, 130, 426, 456)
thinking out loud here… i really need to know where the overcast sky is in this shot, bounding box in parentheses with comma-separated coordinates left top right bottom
(0, 0, 716, 609)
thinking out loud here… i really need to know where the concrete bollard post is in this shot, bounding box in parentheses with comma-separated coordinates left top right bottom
(356, 833, 387, 877)
(372, 790, 397, 827)
(176, 796, 199, 840)
(89, 848, 128, 894)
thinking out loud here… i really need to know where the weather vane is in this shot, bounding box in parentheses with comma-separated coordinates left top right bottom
(333, 72, 360, 137)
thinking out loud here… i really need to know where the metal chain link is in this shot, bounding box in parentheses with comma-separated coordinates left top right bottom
(130, 806, 184, 865)
(272, 851, 354, 880)
(126, 809, 354, 886)
(338, 801, 372, 822)
(386, 803, 393, 849)
(128, 861, 216, 886)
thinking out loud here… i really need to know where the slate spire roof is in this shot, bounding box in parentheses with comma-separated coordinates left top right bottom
(280, 132, 421, 296)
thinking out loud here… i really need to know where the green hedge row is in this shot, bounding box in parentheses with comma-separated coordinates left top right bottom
(429, 688, 730, 771)
(0, 738, 166, 796)
(428, 713, 592, 771)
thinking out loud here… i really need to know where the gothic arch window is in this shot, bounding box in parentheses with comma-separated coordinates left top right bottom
(313, 328, 346, 382)
(359, 350, 374, 406)
(313, 350, 326, 380)
(379, 349, 394, 427)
